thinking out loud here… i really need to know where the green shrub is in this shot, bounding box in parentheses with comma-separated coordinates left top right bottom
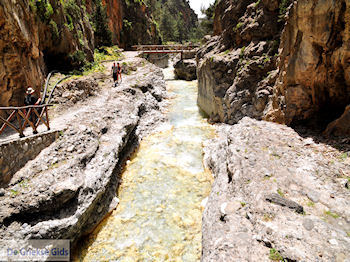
(269, 248, 283, 261)
(279, 0, 292, 22)
(92, 2, 112, 47)
(49, 20, 59, 42)
(69, 50, 86, 68)
(64, 0, 81, 21)
(32, 0, 54, 22)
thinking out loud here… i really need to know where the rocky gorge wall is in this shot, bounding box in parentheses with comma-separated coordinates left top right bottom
(0, 0, 160, 110)
(197, 0, 282, 124)
(265, 0, 350, 133)
(197, 0, 350, 135)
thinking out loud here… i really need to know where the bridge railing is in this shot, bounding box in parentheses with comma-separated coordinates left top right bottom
(0, 104, 52, 138)
(132, 44, 199, 51)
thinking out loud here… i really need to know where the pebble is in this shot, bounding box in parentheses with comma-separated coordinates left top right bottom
(201, 197, 208, 208)
(0, 188, 5, 197)
(306, 190, 320, 203)
(329, 239, 338, 245)
(67, 145, 75, 152)
(302, 218, 314, 231)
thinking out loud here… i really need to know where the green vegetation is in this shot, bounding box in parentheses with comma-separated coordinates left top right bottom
(69, 50, 86, 69)
(240, 202, 246, 207)
(269, 248, 283, 261)
(277, 188, 285, 197)
(92, 0, 112, 47)
(307, 201, 315, 207)
(191, 0, 218, 41)
(254, 0, 261, 8)
(144, 0, 216, 43)
(339, 152, 349, 161)
(324, 210, 340, 219)
(279, 0, 292, 22)
(10, 189, 19, 197)
(31, 0, 54, 22)
(233, 22, 243, 32)
(81, 46, 122, 75)
(49, 20, 59, 42)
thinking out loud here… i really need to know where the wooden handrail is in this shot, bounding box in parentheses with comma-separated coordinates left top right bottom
(0, 104, 52, 138)
(0, 104, 53, 110)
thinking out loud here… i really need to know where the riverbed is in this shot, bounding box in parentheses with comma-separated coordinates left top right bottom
(76, 67, 214, 261)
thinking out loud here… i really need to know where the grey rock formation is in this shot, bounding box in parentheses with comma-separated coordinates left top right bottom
(197, 0, 281, 124)
(198, 0, 350, 135)
(202, 117, 350, 261)
(174, 59, 197, 81)
(0, 62, 167, 247)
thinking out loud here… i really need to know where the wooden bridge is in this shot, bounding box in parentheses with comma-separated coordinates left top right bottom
(132, 44, 199, 59)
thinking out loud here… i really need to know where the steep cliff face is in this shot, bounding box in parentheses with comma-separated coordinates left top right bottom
(0, 0, 160, 108)
(0, 1, 43, 108)
(0, 0, 94, 109)
(197, 0, 282, 124)
(198, 0, 350, 135)
(265, 0, 350, 132)
(119, 1, 160, 47)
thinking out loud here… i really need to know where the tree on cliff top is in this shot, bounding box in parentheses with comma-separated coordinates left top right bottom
(145, 0, 198, 43)
(92, 1, 112, 47)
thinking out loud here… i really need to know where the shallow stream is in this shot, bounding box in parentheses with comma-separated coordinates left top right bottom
(76, 67, 214, 261)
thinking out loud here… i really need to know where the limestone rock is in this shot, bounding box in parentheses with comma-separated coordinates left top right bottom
(51, 77, 99, 105)
(197, 0, 281, 124)
(265, 0, 350, 132)
(174, 59, 197, 81)
(202, 117, 350, 261)
(324, 105, 350, 137)
(0, 62, 167, 248)
(199, 0, 350, 134)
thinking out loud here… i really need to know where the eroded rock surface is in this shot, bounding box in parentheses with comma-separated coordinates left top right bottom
(202, 118, 350, 261)
(265, 0, 350, 132)
(198, 0, 350, 135)
(174, 59, 197, 81)
(0, 59, 167, 246)
(197, 0, 282, 124)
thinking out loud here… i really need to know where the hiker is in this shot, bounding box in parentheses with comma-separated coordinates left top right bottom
(112, 62, 122, 86)
(24, 87, 41, 106)
(117, 62, 122, 82)
(24, 86, 41, 123)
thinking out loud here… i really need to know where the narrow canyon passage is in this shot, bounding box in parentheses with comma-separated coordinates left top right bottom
(75, 67, 215, 261)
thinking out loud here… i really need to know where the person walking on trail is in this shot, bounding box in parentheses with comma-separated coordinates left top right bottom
(117, 62, 122, 82)
(112, 62, 122, 87)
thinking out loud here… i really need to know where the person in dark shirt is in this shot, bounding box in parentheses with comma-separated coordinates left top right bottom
(24, 87, 41, 106)
(24, 87, 41, 124)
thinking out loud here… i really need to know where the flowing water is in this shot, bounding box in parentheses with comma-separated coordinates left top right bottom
(76, 67, 215, 261)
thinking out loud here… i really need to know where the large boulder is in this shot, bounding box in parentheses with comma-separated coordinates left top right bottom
(174, 59, 197, 81)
